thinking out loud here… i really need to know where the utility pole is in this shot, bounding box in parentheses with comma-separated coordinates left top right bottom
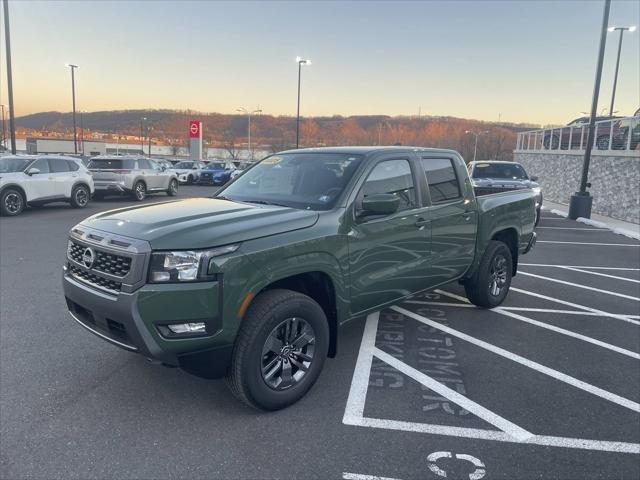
(140, 117, 146, 154)
(568, 0, 611, 220)
(3, 0, 17, 154)
(65, 64, 79, 154)
(607, 25, 636, 117)
(0, 104, 6, 151)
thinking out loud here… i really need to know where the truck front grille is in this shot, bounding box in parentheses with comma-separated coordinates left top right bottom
(68, 241, 132, 277)
(69, 264, 122, 294)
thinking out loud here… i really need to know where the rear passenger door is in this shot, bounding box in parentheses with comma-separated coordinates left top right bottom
(419, 156, 478, 284)
(48, 158, 77, 198)
(137, 159, 159, 190)
(347, 156, 432, 314)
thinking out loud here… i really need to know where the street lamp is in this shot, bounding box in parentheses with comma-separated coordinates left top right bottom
(0, 104, 6, 151)
(295, 56, 311, 149)
(79, 110, 85, 155)
(3, 0, 16, 154)
(236, 107, 262, 161)
(607, 25, 636, 117)
(65, 64, 79, 154)
(147, 125, 153, 156)
(465, 130, 489, 162)
(140, 117, 147, 154)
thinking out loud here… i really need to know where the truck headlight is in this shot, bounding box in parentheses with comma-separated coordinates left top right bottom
(532, 187, 541, 195)
(149, 244, 239, 283)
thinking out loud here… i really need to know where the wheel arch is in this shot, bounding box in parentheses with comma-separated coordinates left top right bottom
(0, 183, 27, 202)
(491, 227, 519, 276)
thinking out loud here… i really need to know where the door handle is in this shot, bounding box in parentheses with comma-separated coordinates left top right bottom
(415, 218, 430, 227)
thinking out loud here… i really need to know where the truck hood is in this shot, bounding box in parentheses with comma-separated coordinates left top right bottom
(80, 198, 319, 250)
(472, 178, 539, 189)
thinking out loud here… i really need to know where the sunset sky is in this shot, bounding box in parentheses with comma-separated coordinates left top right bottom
(1, 0, 639, 125)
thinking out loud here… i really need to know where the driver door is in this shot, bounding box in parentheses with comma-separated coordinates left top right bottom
(25, 158, 56, 201)
(347, 157, 431, 314)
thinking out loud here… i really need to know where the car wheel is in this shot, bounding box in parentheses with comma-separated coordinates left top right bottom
(70, 184, 90, 208)
(187, 174, 194, 185)
(0, 188, 25, 216)
(132, 181, 146, 201)
(543, 134, 559, 150)
(596, 135, 610, 150)
(167, 179, 178, 196)
(226, 289, 329, 411)
(464, 240, 513, 308)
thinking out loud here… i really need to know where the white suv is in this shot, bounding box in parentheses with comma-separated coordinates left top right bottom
(0, 155, 94, 216)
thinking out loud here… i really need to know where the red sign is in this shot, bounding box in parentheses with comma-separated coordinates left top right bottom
(189, 120, 201, 138)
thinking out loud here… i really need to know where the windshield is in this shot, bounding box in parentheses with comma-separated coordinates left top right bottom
(0, 157, 32, 173)
(206, 162, 226, 170)
(89, 159, 135, 170)
(173, 162, 194, 169)
(472, 163, 528, 180)
(218, 153, 363, 210)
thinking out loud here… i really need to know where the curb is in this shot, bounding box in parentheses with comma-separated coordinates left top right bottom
(541, 206, 640, 241)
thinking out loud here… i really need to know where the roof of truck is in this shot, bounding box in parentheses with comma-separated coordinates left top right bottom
(278, 146, 460, 156)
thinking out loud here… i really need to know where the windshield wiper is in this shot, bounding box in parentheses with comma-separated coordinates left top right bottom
(244, 199, 290, 208)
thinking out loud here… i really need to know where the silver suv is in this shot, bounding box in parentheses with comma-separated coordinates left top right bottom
(88, 156, 178, 201)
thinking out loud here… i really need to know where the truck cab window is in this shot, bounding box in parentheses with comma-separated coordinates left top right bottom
(359, 159, 416, 212)
(421, 158, 461, 203)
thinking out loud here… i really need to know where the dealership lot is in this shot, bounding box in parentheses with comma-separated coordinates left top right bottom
(0, 195, 638, 479)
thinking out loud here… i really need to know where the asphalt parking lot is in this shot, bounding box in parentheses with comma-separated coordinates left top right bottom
(1, 192, 638, 480)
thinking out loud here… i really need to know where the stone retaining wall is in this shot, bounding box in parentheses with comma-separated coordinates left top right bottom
(513, 151, 640, 224)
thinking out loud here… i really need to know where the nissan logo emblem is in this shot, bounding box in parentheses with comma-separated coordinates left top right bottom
(82, 247, 95, 269)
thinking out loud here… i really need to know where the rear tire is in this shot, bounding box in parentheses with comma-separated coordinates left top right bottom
(167, 179, 178, 196)
(132, 181, 146, 201)
(0, 188, 25, 216)
(464, 240, 513, 308)
(226, 289, 329, 411)
(70, 184, 90, 208)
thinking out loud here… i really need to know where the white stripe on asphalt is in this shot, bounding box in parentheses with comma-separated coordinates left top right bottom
(509, 287, 640, 325)
(343, 473, 403, 480)
(492, 307, 640, 360)
(373, 347, 533, 441)
(404, 300, 475, 308)
(342, 311, 379, 423)
(559, 266, 640, 284)
(391, 306, 640, 413)
(520, 263, 640, 271)
(537, 241, 640, 247)
(519, 271, 640, 302)
(498, 307, 640, 319)
(434, 289, 470, 303)
(536, 227, 605, 230)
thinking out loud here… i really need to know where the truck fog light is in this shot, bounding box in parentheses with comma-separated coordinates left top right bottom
(151, 271, 171, 282)
(167, 322, 206, 334)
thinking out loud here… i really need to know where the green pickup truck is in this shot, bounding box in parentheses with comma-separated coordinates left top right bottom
(62, 147, 536, 410)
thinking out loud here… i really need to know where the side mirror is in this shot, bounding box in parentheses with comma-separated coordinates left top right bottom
(361, 194, 400, 216)
(26, 167, 41, 176)
(530, 175, 538, 182)
(161, 166, 166, 171)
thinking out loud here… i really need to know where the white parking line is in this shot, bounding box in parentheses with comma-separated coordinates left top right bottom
(498, 307, 640, 319)
(536, 227, 605, 230)
(404, 300, 475, 308)
(519, 271, 640, 302)
(537, 241, 640, 247)
(520, 264, 640, 271)
(342, 313, 640, 453)
(509, 287, 640, 326)
(374, 347, 534, 441)
(559, 266, 640, 284)
(343, 473, 403, 480)
(391, 306, 640, 413)
(493, 307, 640, 360)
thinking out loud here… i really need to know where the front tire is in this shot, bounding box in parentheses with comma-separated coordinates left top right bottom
(0, 188, 25, 216)
(167, 179, 178, 196)
(70, 184, 90, 208)
(464, 240, 513, 308)
(226, 289, 329, 411)
(132, 181, 146, 201)
(187, 174, 194, 185)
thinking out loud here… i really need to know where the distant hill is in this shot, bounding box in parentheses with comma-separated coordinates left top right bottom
(15, 109, 538, 161)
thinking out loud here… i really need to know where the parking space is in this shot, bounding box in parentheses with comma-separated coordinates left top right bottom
(1, 203, 638, 479)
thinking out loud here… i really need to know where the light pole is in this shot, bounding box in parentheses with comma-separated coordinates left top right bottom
(0, 104, 6, 151)
(569, 0, 611, 220)
(79, 110, 85, 154)
(3, 0, 16, 154)
(607, 25, 636, 117)
(147, 125, 152, 156)
(140, 117, 147, 154)
(237, 107, 262, 161)
(465, 130, 488, 162)
(65, 64, 79, 154)
(295, 56, 311, 149)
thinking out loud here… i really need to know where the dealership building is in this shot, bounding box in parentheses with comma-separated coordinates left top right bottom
(26, 138, 107, 156)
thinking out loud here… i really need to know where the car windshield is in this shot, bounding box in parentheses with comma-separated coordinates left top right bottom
(472, 163, 528, 180)
(218, 153, 363, 210)
(173, 162, 194, 169)
(89, 159, 135, 170)
(206, 162, 226, 170)
(0, 157, 32, 173)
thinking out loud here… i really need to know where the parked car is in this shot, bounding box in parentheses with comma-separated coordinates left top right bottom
(169, 161, 206, 184)
(0, 155, 94, 216)
(230, 162, 251, 180)
(153, 158, 175, 171)
(63, 147, 536, 410)
(198, 161, 234, 185)
(603, 109, 640, 150)
(88, 155, 178, 201)
(468, 160, 542, 225)
(543, 116, 619, 150)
